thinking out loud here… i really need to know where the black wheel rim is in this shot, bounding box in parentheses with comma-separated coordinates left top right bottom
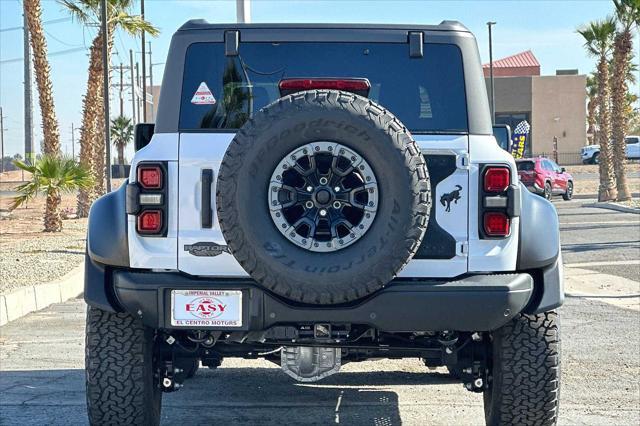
(269, 142, 379, 252)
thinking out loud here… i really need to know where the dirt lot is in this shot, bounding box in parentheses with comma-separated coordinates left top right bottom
(0, 190, 86, 294)
(0, 170, 129, 294)
(564, 163, 640, 196)
(1, 171, 89, 294)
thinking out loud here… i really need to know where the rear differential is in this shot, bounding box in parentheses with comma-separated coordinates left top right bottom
(281, 346, 341, 382)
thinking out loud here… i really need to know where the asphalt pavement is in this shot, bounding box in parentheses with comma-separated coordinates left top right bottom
(557, 198, 639, 281)
(1, 200, 639, 425)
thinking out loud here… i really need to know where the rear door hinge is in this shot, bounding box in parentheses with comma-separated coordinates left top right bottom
(408, 32, 424, 58)
(225, 30, 239, 56)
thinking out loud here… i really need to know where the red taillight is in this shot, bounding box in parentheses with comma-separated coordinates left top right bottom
(137, 210, 162, 233)
(138, 166, 162, 189)
(484, 212, 510, 237)
(484, 167, 510, 193)
(279, 78, 371, 96)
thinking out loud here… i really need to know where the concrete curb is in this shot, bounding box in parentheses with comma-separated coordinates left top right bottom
(584, 202, 640, 214)
(0, 261, 84, 326)
(573, 192, 640, 200)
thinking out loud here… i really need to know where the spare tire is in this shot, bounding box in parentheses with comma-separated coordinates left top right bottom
(216, 90, 430, 304)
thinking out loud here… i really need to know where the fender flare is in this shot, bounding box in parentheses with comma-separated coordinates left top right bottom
(517, 184, 559, 270)
(87, 181, 129, 267)
(517, 184, 564, 313)
(85, 182, 129, 311)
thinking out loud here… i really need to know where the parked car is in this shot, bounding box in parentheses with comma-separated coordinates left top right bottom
(581, 135, 640, 164)
(84, 21, 563, 426)
(517, 157, 574, 200)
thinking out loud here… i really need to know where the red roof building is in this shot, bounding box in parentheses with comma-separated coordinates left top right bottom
(483, 50, 541, 77)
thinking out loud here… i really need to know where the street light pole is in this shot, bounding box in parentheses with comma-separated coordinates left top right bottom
(101, 0, 111, 192)
(148, 41, 154, 121)
(129, 49, 136, 124)
(236, 0, 251, 23)
(141, 0, 147, 122)
(135, 62, 141, 121)
(487, 21, 496, 124)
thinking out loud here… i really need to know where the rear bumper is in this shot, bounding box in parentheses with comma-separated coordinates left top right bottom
(110, 271, 533, 332)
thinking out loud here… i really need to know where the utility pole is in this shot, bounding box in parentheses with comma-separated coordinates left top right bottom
(236, 0, 251, 23)
(487, 21, 497, 124)
(1, 107, 5, 173)
(129, 49, 137, 124)
(119, 63, 124, 117)
(141, 0, 147, 122)
(23, 8, 34, 163)
(135, 62, 141, 122)
(147, 41, 154, 121)
(101, 0, 111, 192)
(71, 123, 75, 159)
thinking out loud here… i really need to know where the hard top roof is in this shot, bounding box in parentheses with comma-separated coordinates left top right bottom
(177, 20, 470, 33)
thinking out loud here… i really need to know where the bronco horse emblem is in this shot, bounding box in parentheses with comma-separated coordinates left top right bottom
(440, 185, 463, 212)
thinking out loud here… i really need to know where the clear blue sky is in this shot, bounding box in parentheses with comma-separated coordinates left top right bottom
(0, 0, 637, 159)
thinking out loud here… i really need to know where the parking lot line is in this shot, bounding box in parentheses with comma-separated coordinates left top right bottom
(565, 260, 640, 268)
(560, 220, 639, 225)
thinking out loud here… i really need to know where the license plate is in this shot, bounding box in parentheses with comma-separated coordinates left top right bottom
(171, 289, 242, 327)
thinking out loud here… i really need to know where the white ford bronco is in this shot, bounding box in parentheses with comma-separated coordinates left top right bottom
(85, 21, 563, 426)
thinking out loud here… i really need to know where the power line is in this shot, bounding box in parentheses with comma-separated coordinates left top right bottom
(0, 47, 87, 65)
(44, 28, 82, 48)
(0, 17, 72, 33)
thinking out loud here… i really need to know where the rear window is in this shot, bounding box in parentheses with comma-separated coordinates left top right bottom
(179, 42, 468, 133)
(516, 161, 535, 171)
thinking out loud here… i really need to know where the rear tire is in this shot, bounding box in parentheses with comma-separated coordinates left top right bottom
(85, 306, 161, 426)
(483, 311, 560, 426)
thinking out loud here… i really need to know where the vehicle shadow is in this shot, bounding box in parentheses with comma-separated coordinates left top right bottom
(0, 367, 458, 425)
(166, 367, 457, 425)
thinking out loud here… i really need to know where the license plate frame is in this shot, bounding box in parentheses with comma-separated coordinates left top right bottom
(170, 289, 243, 327)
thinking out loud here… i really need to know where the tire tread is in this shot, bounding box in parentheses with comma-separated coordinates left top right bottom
(85, 306, 160, 426)
(485, 311, 560, 426)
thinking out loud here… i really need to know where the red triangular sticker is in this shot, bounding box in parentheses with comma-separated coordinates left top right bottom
(191, 82, 216, 105)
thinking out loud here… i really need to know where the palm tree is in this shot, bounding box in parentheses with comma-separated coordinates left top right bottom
(586, 73, 598, 145)
(610, 0, 640, 201)
(578, 18, 617, 202)
(23, 0, 60, 156)
(11, 155, 93, 232)
(61, 0, 158, 216)
(111, 115, 133, 177)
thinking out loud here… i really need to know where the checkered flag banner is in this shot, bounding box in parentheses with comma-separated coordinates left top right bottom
(513, 120, 530, 135)
(510, 120, 531, 159)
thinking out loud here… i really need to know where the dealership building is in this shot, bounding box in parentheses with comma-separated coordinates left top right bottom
(484, 50, 587, 164)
